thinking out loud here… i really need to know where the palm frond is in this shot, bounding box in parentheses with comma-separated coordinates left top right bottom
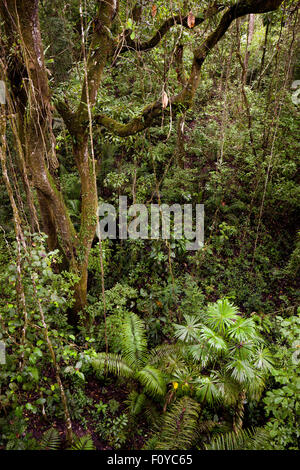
(226, 359, 255, 384)
(188, 343, 212, 368)
(136, 365, 166, 398)
(227, 317, 258, 342)
(195, 375, 222, 405)
(253, 347, 274, 372)
(174, 315, 202, 343)
(91, 352, 134, 378)
(245, 373, 265, 400)
(200, 326, 228, 353)
(229, 341, 254, 360)
(122, 313, 148, 369)
(206, 299, 239, 333)
(40, 428, 61, 450)
(211, 371, 241, 406)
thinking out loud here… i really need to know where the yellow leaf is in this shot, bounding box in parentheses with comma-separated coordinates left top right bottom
(151, 4, 157, 18)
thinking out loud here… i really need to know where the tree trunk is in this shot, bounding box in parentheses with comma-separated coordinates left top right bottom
(244, 14, 255, 84)
(0, 0, 112, 323)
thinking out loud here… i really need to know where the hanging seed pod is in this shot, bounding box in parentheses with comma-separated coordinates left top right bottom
(187, 11, 195, 29)
(151, 4, 157, 18)
(162, 90, 169, 109)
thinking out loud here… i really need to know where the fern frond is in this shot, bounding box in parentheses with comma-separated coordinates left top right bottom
(91, 352, 134, 378)
(150, 343, 183, 358)
(198, 420, 217, 434)
(143, 434, 161, 450)
(122, 313, 148, 369)
(155, 397, 200, 450)
(136, 365, 166, 398)
(127, 391, 147, 415)
(248, 427, 271, 450)
(205, 427, 270, 450)
(70, 434, 95, 450)
(40, 428, 61, 450)
(149, 343, 185, 369)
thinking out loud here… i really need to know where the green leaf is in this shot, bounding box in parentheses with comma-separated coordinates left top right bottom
(195, 375, 221, 405)
(91, 353, 134, 378)
(206, 299, 239, 333)
(174, 315, 202, 343)
(137, 365, 166, 398)
(121, 313, 148, 369)
(28, 367, 39, 382)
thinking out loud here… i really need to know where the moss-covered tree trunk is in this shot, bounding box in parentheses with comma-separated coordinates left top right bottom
(0, 0, 117, 322)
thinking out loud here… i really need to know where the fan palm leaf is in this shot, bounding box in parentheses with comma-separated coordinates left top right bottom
(229, 341, 254, 361)
(253, 347, 274, 372)
(188, 343, 212, 368)
(226, 358, 255, 384)
(195, 375, 222, 405)
(211, 371, 241, 405)
(199, 326, 228, 353)
(227, 317, 258, 342)
(245, 373, 265, 400)
(206, 299, 239, 333)
(174, 315, 202, 343)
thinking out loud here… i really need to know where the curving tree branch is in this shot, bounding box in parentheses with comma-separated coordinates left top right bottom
(95, 0, 285, 137)
(119, 2, 225, 53)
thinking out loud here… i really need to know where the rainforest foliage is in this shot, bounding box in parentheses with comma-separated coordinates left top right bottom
(0, 0, 299, 451)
